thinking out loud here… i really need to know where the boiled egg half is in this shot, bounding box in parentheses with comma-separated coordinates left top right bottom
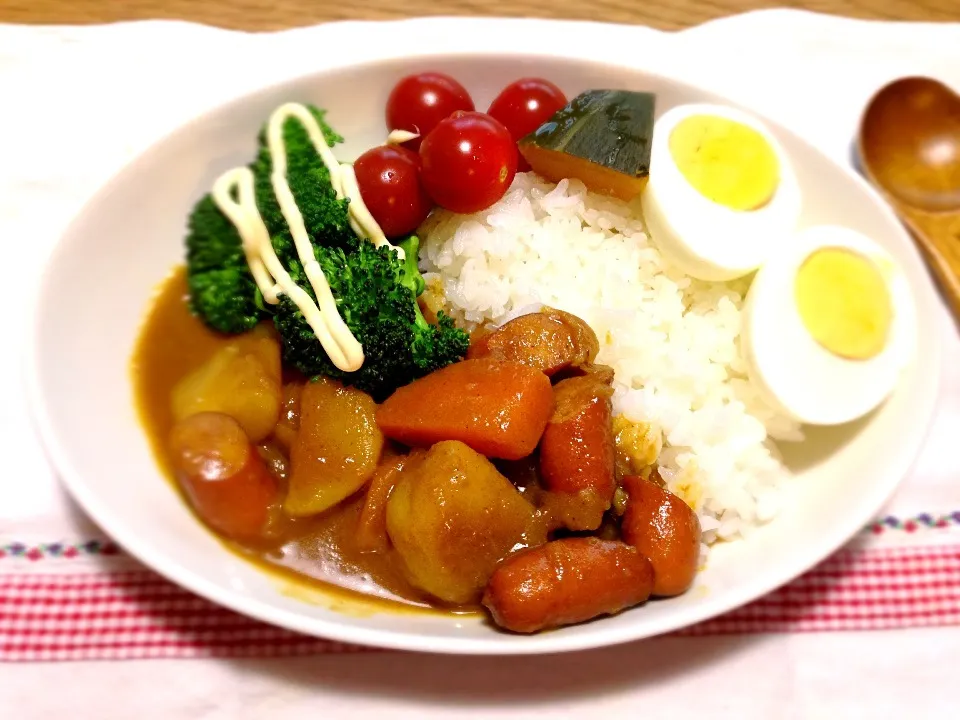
(641, 103, 802, 281)
(741, 225, 916, 426)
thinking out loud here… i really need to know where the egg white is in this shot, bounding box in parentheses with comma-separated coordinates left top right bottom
(740, 225, 917, 426)
(641, 103, 802, 282)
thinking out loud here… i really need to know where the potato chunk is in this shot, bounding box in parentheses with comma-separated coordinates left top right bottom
(386, 441, 536, 605)
(284, 377, 384, 517)
(171, 324, 282, 443)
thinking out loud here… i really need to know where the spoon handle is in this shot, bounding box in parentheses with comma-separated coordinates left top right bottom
(897, 205, 960, 322)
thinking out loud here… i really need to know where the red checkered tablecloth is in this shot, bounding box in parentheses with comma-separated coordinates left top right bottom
(2, 526, 958, 661)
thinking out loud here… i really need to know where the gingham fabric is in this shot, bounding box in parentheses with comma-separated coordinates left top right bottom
(1, 541, 958, 661)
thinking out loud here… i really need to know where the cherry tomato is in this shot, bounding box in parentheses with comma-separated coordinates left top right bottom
(487, 78, 568, 171)
(386, 72, 475, 151)
(420, 111, 518, 215)
(354, 145, 433, 238)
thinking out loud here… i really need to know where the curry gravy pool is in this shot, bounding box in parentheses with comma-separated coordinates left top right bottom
(131, 267, 476, 617)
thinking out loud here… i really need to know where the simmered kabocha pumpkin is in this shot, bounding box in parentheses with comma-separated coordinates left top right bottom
(518, 89, 656, 201)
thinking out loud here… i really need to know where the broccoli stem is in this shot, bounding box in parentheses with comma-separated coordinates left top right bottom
(412, 293, 430, 330)
(398, 235, 427, 298)
(397, 234, 430, 330)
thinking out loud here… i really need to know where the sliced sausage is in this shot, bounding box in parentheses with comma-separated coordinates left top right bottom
(572, 362, 615, 385)
(539, 373, 616, 511)
(482, 537, 654, 633)
(467, 309, 599, 377)
(621, 475, 701, 597)
(169, 412, 279, 540)
(538, 488, 611, 533)
(376, 358, 554, 460)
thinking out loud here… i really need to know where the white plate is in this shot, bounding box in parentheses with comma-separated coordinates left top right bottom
(26, 22, 942, 654)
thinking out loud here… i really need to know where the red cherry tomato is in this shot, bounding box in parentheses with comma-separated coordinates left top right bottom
(420, 111, 518, 215)
(386, 72, 475, 151)
(354, 145, 433, 238)
(487, 78, 568, 171)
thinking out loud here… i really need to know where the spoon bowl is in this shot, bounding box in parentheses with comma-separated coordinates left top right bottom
(859, 76, 960, 319)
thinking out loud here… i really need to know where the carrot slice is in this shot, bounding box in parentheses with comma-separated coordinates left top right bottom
(376, 358, 553, 460)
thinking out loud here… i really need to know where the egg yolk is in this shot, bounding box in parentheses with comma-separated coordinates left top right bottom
(794, 247, 893, 360)
(669, 115, 780, 211)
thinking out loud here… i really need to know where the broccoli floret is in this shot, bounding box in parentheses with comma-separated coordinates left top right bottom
(274, 235, 469, 400)
(184, 106, 352, 333)
(252, 107, 355, 257)
(185, 195, 263, 333)
(185, 104, 469, 399)
(397, 235, 469, 375)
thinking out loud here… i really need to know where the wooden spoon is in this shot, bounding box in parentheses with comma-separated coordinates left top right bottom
(858, 76, 960, 320)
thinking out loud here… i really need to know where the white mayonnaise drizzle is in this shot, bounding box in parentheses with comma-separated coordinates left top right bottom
(386, 129, 420, 145)
(211, 102, 406, 373)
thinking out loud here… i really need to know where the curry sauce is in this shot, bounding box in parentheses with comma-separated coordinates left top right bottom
(131, 266, 478, 617)
(130, 266, 697, 633)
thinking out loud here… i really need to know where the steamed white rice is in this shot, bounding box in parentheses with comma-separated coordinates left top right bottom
(419, 172, 804, 548)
